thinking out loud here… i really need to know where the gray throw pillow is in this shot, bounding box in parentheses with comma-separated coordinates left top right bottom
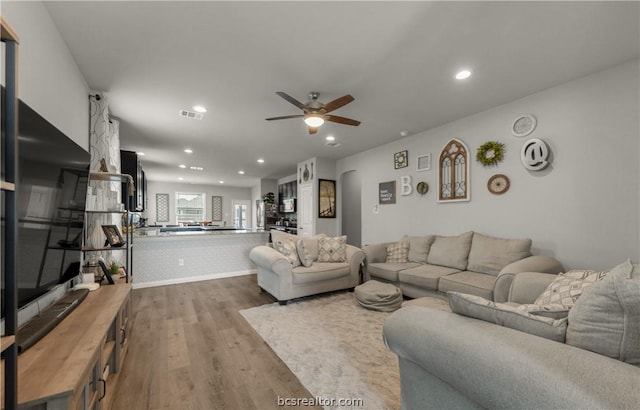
(296, 239, 314, 267)
(427, 231, 473, 270)
(399, 235, 434, 263)
(448, 292, 567, 342)
(566, 260, 639, 365)
(467, 233, 531, 275)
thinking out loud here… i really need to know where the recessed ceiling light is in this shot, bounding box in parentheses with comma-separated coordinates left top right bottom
(257, 158, 265, 163)
(325, 135, 335, 141)
(192, 105, 207, 113)
(179, 164, 186, 168)
(238, 170, 245, 175)
(455, 70, 472, 80)
(184, 148, 193, 154)
(219, 180, 224, 184)
(137, 152, 145, 156)
(178, 177, 184, 181)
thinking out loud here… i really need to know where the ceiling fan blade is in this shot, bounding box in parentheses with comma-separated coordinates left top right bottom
(325, 115, 361, 126)
(308, 126, 318, 135)
(265, 114, 305, 121)
(322, 94, 354, 113)
(275, 91, 306, 110)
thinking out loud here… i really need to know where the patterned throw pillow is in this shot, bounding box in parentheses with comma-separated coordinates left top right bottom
(296, 239, 314, 267)
(317, 236, 347, 263)
(533, 269, 608, 308)
(516, 303, 570, 320)
(386, 242, 409, 263)
(273, 238, 301, 267)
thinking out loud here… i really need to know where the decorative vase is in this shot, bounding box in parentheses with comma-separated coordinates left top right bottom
(89, 223, 104, 249)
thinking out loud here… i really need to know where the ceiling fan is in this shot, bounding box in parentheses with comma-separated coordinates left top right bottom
(266, 91, 361, 134)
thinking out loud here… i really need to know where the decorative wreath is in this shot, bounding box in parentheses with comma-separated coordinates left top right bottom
(476, 141, 506, 167)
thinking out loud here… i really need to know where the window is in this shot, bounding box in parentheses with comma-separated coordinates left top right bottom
(438, 139, 470, 202)
(176, 192, 205, 224)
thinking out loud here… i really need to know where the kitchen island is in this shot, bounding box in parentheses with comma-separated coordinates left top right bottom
(132, 228, 269, 288)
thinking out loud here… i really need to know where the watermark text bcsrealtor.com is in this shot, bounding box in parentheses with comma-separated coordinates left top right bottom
(277, 395, 364, 407)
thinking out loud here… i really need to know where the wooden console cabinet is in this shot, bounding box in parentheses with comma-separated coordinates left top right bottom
(4, 283, 132, 410)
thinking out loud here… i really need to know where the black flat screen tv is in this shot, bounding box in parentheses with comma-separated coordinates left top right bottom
(1, 87, 90, 321)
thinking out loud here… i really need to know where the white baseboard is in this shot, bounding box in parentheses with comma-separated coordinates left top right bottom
(132, 269, 256, 289)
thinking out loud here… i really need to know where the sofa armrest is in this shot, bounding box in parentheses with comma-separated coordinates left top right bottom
(249, 245, 293, 276)
(383, 307, 640, 409)
(507, 272, 557, 304)
(494, 256, 564, 302)
(346, 244, 366, 283)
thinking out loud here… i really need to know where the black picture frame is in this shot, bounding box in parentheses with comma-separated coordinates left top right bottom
(379, 181, 397, 204)
(318, 179, 336, 218)
(102, 224, 125, 247)
(98, 260, 115, 285)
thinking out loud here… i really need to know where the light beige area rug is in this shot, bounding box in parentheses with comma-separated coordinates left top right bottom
(240, 292, 401, 410)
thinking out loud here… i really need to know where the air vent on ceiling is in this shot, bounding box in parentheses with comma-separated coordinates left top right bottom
(326, 141, 342, 148)
(179, 109, 204, 120)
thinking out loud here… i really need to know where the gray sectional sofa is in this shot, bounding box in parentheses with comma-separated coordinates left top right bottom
(383, 264, 640, 409)
(363, 231, 564, 301)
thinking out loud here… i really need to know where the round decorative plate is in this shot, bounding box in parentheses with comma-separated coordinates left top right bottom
(487, 174, 510, 195)
(512, 114, 537, 137)
(416, 181, 429, 195)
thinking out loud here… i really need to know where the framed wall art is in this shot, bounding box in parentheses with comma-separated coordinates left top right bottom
(379, 181, 396, 204)
(438, 138, 470, 203)
(102, 225, 125, 247)
(299, 159, 314, 185)
(416, 154, 431, 171)
(394, 150, 408, 169)
(156, 193, 170, 222)
(211, 196, 223, 221)
(318, 179, 336, 218)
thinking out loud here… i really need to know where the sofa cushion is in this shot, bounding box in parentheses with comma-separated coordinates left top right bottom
(398, 264, 461, 291)
(292, 262, 350, 284)
(427, 231, 473, 270)
(296, 239, 314, 267)
(273, 238, 301, 267)
(438, 271, 496, 300)
(448, 292, 568, 342)
(318, 236, 347, 263)
(566, 260, 639, 365)
(533, 269, 608, 309)
(399, 235, 434, 263)
(368, 262, 422, 282)
(386, 242, 409, 263)
(467, 233, 532, 276)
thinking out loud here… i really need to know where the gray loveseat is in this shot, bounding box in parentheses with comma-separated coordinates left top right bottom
(363, 231, 564, 301)
(249, 230, 365, 304)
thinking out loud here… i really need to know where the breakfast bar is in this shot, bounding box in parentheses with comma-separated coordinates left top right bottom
(132, 228, 269, 288)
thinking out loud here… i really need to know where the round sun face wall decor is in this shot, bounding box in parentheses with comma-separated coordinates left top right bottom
(487, 174, 510, 195)
(476, 141, 505, 167)
(512, 114, 537, 137)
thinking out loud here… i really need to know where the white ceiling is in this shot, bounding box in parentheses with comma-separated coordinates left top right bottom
(43, 1, 639, 187)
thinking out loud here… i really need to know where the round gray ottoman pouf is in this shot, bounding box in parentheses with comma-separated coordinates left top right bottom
(354, 280, 403, 312)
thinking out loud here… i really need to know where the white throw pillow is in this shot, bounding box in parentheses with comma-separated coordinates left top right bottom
(534, 269, 608, 308)
(296, 239, 314, 267)
(386, 242, 409, 263)
(318, 236, 347, 263)
(273, 238, 301, 267)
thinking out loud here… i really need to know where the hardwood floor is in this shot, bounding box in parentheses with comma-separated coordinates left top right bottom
(110, 275, 322, 410)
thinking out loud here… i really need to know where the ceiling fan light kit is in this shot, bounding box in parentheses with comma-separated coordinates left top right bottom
(266, 91, 361, 134)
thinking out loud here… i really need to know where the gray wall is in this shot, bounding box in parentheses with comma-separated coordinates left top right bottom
(2, 1, 90, 149)
(337, 59, 639, 270)
(144, 181, 252, 226)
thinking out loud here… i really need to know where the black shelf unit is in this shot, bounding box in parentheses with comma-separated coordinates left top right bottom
(2, 16, 19, 410)
(83, 173, 134, 283)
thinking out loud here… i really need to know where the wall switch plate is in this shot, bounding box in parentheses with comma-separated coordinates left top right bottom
(178, 259, 184, 266)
